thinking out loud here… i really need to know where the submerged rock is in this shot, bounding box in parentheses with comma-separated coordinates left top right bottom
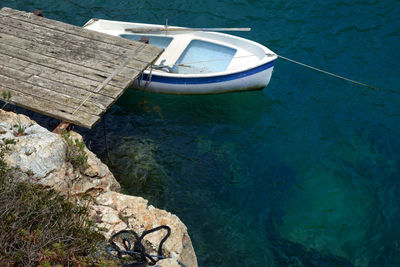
(0, 110, 197, 267)
(277, 163, 375, 266)
(109, 136, 170, 206)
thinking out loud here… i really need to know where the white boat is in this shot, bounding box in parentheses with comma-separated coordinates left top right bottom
(83, 19, 277, 95)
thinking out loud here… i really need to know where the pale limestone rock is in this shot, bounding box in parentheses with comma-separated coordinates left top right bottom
(0, 112, 65, 178)
(156, 258, 183, 267)
(0, 110, 197, 267)
(92, 191, 197, 267)
(0, 110, 120, 196)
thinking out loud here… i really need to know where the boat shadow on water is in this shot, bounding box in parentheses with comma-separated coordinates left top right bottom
(114, 89, 276, 126)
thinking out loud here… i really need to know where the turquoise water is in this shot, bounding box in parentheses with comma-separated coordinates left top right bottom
(2, 0, 400, 266)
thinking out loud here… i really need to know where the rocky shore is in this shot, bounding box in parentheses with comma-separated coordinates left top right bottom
(0, 110, 197, 267)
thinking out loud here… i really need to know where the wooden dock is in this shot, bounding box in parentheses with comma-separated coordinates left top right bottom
(0, 7, 163, 128)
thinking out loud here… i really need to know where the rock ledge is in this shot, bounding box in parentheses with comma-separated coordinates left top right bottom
(0, 110, 197, 267)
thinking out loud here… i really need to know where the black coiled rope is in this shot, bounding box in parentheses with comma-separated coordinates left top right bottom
(107, 225, 186, 267)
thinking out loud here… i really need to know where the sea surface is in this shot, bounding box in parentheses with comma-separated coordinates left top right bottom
(2, 0, 400, 266)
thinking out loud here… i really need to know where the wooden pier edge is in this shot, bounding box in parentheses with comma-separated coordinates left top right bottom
(0, 7, 163, 128)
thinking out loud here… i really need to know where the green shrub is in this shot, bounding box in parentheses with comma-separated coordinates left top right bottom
(0, 142, 118, 266)
(61, 130, 89, 171)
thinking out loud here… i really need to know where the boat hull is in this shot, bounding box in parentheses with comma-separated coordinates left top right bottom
(83, 19, 277, 94)
(134, 61, 275, 95)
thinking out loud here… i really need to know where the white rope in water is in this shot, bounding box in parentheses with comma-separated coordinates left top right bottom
(147, 51, 388, 93)
(277, 55, 382, 91)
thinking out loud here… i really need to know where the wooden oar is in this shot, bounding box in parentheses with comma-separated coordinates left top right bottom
(125, 27, 251, 33)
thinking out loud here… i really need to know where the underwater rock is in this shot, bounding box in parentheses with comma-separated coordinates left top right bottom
(270, 236, 354, 266)
(109, 136, 170, 206)
(0, 110, 197, 267)
(278, 164, 375, 266)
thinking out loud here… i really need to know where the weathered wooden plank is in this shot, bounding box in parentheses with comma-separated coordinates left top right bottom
(0, 22, 123, 65)
(0, 7, 163, 128)
(0, 65, 107, 113)
(0, 71, 103, 115)
(0, 86, 100, 128)
(0, 32, 138, 84)
(0, 7, 137, 48)
(0, 32, 153, 89)
(0, 16, 127, 57)
(0, 7, 163, 54)
(79, 50, 147, 105)
(0, 15, 162, 71)
(0, 21, 157, 72)
(0, 8, 163, 71)
(0, 41, 127, 90)
(0, 40, 153, 113)
(0, 53, 114, 106)
(0, 53, 121, 99)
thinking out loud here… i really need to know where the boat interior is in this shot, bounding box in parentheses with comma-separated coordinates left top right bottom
(84, 19, 271, 75)
(120, 34, 238, 74)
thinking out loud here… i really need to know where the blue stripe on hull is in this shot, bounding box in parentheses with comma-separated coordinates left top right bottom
(140, 60, 275, 85)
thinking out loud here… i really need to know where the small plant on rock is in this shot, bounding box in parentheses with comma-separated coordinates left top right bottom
(14, 116, 26, 136)
(1, 91, 11, 109)
(4, 138, 16, 146)
(61, 130, 89, 171)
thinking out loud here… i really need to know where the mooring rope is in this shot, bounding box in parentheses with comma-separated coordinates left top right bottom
(143, 63, 153, 91)
(140, 63, 153, 107)
(277, 55, 384, 91)
(148, 52, 387, 92)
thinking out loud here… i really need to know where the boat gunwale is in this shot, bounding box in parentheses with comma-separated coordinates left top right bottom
(143, 36, 276, 79)
(139, 60, 275, 85)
